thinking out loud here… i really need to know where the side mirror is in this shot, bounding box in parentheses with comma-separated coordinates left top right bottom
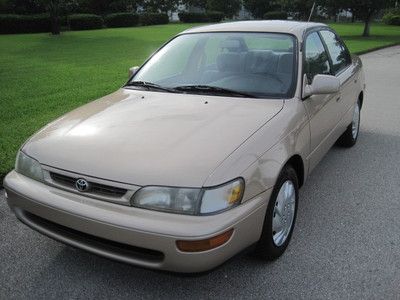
(129, 66, 139, 78)
(303, 74, 340, 99)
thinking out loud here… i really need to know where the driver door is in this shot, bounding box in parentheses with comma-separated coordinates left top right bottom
(302, 31, 342, 171)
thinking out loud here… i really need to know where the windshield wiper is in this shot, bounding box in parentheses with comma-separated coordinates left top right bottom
(125, 81, 177, 93)
(173, 85, 257, 98)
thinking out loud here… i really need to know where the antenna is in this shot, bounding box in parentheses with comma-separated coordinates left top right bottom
(308, 2, 316, 22)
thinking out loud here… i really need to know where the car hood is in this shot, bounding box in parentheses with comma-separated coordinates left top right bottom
(23, 89, 284, 187)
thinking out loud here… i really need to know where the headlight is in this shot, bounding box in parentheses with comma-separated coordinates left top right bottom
(131, 178, 244, 215)
(15, 151, 44, 182)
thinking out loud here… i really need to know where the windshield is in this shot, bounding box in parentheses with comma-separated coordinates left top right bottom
(130, 32, 297, 98)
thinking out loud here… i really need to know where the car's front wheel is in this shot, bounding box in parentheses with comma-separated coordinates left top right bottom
(253, 165, 299, 260)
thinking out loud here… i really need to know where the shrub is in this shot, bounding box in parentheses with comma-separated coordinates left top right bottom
(263, 11, 287, 20)
(387, 15, 400, 25)
(139, 13, 169, 25)
(105, 13, 139, 28)
(178, 11, 224, 23)
(382, 10, 400, 26)
(0, 14, 50, 34)
(178, 12, 209, 22)
(69, 14, 103, 30)
(207, 11, 224, 22)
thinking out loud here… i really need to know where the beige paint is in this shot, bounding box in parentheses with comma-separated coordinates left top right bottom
(4, 21, 365, 272)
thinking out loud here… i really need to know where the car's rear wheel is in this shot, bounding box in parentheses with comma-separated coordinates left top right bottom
(253, 165, 298, 260)
(337, 101, 361, 147)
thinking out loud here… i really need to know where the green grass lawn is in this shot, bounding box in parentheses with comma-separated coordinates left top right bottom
(0, 22, 399, 183)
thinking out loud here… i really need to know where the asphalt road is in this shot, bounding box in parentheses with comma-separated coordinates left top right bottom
(1, 46, 400, 299)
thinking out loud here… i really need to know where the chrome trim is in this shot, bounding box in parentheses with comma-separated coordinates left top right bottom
(41, 166, 140, 206)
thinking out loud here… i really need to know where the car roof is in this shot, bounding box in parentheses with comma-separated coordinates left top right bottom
(181, 20, 328, 39)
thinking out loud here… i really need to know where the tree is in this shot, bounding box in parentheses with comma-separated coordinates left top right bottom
(351, 0, 395, 36)
(243, 0, 275, 19)
(142, 0, 179, 13)
(180, 0, 207, 10)
(320, 0, 346, 21)
(40, 0, 77, 35)
(2, 0, 46, 14)
(108, 0, 143, 12)
(276, 0, 315, 20)
(42, 0, 63, 35)
(323, 0, 395, 36)
(206, 0, 241, 18)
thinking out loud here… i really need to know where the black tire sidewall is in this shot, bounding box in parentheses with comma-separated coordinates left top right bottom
(255, 165, 299, 260)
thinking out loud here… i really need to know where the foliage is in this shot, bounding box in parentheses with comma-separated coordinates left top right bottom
(243, 0, 276, 19)
(139, 12, 169, 25)
(108, 0, 143, 13)
(0, 0, 46, 14)
(68, 13, 103, 30)
(104, 12, 139, 27)
(178, 11, 223, 22)
(180, 0, 207, 10)
(321, 0, 397, 36)
(178, 12, 208, 22)
(206, 0, 241, 18)
(141, 0, 179, 13)
(207, 11, 224, 22)
(0, 13, 50, 33)
(263, 11, 287, 20)
(382, 8, 400, 25)
(276, 0, 315, 20)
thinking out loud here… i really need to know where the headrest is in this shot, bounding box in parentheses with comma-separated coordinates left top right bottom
(244, 50, 277, 73)
(277, 53, 293, 74)
(217, 53, 244, 73)
(219, 39, 243, 52)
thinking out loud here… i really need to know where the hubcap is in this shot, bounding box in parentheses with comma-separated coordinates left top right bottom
(352, 103, 360, 139)
(272, 180, 296, 247)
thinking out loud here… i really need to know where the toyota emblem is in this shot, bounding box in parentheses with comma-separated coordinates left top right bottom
(75, 178, 90, 192)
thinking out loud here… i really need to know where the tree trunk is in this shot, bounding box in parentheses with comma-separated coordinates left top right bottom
(51, 14, 60, 35)
(351, 10, 355, 23)
(362, 14, 372, 37)
(49, 2, 60, 35)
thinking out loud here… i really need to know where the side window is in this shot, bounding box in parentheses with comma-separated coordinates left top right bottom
(320, 30, 351, 74)
(304, 32, 331, 83)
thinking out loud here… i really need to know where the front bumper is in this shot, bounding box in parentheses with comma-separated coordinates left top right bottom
(4, 171, 270, 273)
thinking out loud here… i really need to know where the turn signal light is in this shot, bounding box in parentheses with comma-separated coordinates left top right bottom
(176, 229, 234, 252)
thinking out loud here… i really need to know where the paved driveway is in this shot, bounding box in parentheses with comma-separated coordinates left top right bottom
(1, 46, 400, 299)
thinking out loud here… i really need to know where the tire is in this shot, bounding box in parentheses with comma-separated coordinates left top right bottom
(253, 165, 299, 260)
(337, 100, 361, 147)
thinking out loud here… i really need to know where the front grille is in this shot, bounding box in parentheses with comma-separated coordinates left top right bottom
(19, 210, 164, 263)
(50, 172, 127, 198)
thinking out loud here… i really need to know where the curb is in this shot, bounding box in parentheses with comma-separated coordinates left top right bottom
(0, 174, 4, 189)
(355, 43, 400, 55)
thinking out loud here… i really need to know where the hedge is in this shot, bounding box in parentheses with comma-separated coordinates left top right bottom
(178, 11, 223, 23)
(0, 14, 50, 34)
(69, 14, 103, 30)
(104, 13, 139, 28)
(263, 11, 288, 20)
(383, 12, 400, 26)
(207, 11, 224, 22)
(179, 12, 208, 22)
(139, 13, 169, 25)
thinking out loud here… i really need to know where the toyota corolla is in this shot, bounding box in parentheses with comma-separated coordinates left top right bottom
(3, 21, 365, 273)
